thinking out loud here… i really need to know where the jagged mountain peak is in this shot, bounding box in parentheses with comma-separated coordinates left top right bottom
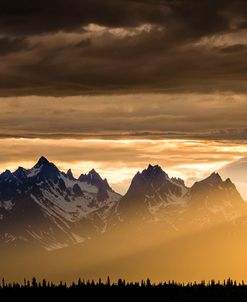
(207, 172, 222, 182)
(128, 164, 172, 187)
(0, 158, 122, 250)
(0, 169, 13, 179)
(79, 168, 99, 178)
(66, 169, 74, 180)
(88, 168, 100, 178)
(79, 169, 112, 191)
(13, 166, 27, 179)
(148, 163, 160, 170)
(32, 156, 58, 171)
(15, 166, 26, 172)
(0, 158, 245, 251)
(88, 169, 110, 184)
(189, 171, 244, 209)
(225, 177, 233, 185)
(171, 177, 186, 187)
(140, 164, 168, 180)
(223, 177, 238, 190)
(146, 163, 164, 173)
(192, 172, 223, 190)
(120, 164, 186, 216)
(32, 156, 60, 173)
(28, 156, 60, 181)
(34, 155, 50, 167)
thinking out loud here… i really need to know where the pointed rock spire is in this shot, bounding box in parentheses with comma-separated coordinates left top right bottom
(14, 166, 27, 179)
(126, 164, 171, 194)
(30, 156, 60, 180)
(203, 172, 222, 185)
(147, 164, 162, 172)
(141, 164, 168, 181)
(34, 156, 50, 168)
(191, 172, 224, 194)
(171, 177, 186, 187)
(0, 169, 13, 179)
(88, 168, 99, 177)
(224, 177, 235, 188)
(79, 169, 112, 191)
(66, 169, 74, 180)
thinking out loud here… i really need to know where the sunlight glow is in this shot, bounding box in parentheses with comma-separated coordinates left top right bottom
(0, 138, 247, 195)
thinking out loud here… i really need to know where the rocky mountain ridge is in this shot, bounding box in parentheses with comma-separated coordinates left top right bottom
(0, 158, 245, 250)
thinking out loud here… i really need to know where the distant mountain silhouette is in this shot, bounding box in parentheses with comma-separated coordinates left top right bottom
(0, 157, 246, 251)
(118, 165, 245, 233)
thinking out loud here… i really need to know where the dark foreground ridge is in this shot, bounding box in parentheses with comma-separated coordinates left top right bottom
(1, 278, 247, 301)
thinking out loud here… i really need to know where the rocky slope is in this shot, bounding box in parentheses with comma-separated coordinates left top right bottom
(0, 156, 121, 250)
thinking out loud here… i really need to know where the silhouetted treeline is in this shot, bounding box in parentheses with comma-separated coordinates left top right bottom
(1, 277, 247, 301)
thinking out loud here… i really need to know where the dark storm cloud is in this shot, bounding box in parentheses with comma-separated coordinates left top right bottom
(0, 37, 29, 55)
(0, 0, 170, 35)
(219, 44, 247, 53)
(0, 0, 246, 95)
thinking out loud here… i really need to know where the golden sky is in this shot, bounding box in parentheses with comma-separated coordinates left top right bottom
(0, 0, 247, 198)
(1, 94, 247, 196)
(1, 137, 247, 197)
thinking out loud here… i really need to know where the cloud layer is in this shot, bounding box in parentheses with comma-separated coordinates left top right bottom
(1, 94, 247, 140)
(0, 0, 246, 95)
(1, 1, 247, 190)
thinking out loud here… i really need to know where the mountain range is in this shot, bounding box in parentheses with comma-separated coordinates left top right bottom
(0, 156, 246, 251)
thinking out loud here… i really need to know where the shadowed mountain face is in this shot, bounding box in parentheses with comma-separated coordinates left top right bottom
(0, 159, 246, 252)
(79, 169, 112, 202)
(118, 165, 245, 233)
(189, 172, 243, 208)
(119, 164, 188, 219)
